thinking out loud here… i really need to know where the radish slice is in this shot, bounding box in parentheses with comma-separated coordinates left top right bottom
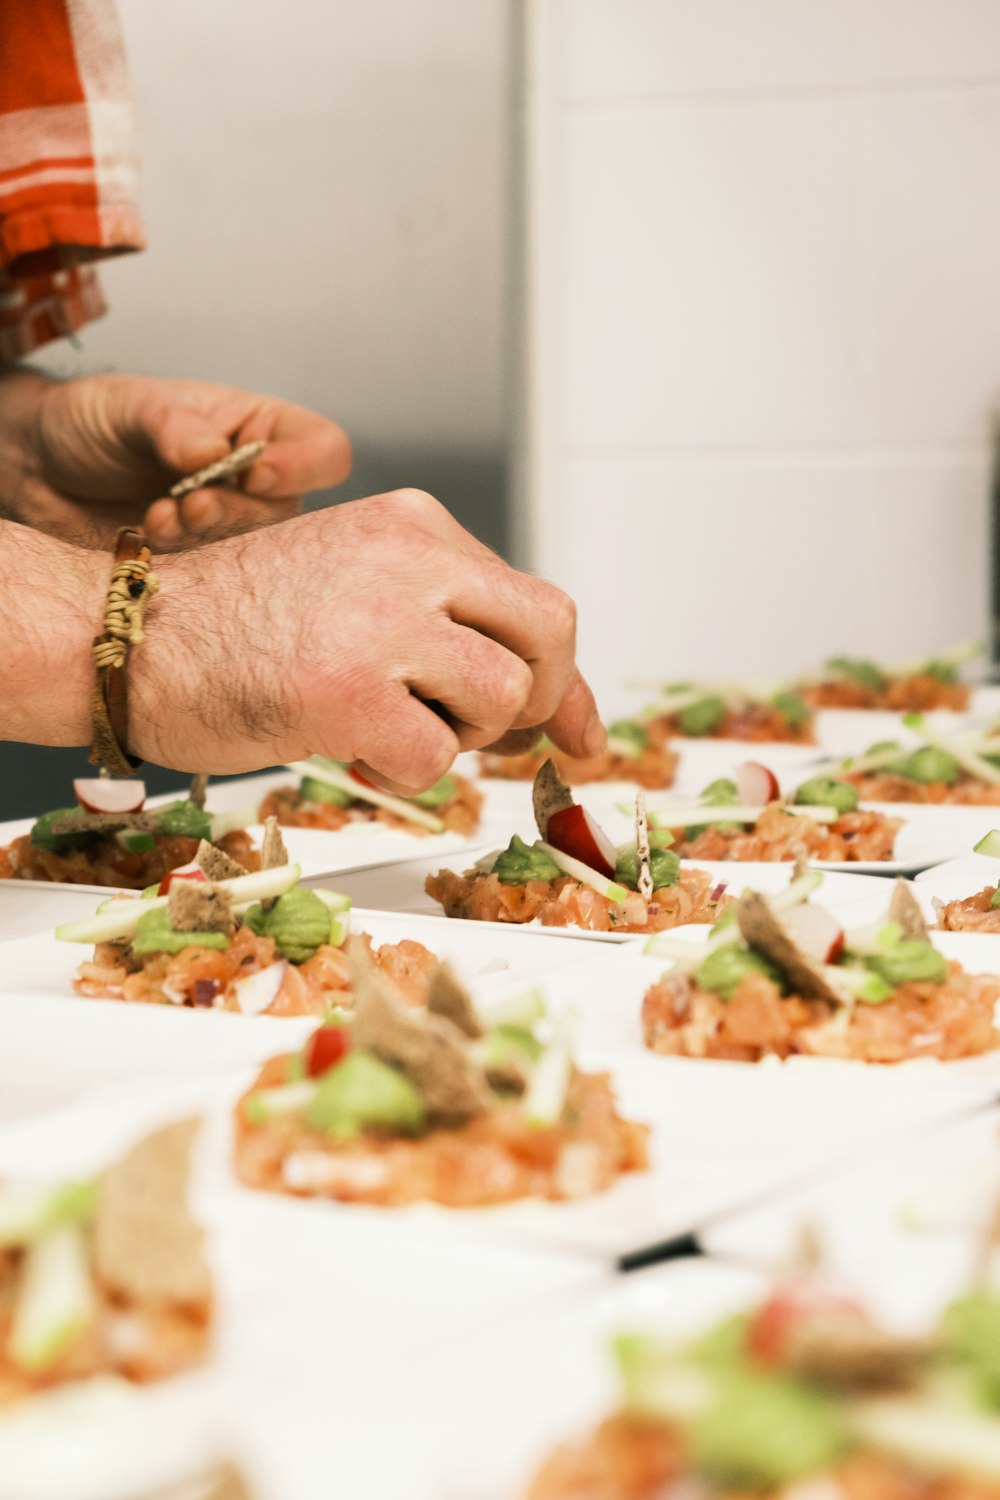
(735, 762, 780, 806)
(157, 861, 208, 897)
(784, 905, 845, 965)
(234, 961, 288, 1016)
(545, 805, 617, 880)
(72, 779, 146, 815)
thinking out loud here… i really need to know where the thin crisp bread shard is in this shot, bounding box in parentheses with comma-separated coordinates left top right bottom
(888, 876, 930, 943)
(260, 815, 288, 871)
(532, 757, 574, 840)
(735, 890, 844, 1006)
(93, 1119, 211, 1310)
(348, 940, 490, 1124)
(635, 789, 653, 899)
(169, 440, 266, 500)
(426, 962, 484, 1039)
(188, 773, 209, 810)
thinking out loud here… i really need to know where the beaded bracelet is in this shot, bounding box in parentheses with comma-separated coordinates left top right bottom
(90, 527, 158, 776)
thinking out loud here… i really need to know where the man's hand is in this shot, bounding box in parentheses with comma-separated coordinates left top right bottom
(0, 369, 351, 549)
(131, 490, 605, 786)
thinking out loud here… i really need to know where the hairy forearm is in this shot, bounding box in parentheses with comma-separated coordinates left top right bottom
(0, 517, 104, 743)
(0, 366, 51, 524)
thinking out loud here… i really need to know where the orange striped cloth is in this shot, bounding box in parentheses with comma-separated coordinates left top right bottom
(0, 0, 144, 359)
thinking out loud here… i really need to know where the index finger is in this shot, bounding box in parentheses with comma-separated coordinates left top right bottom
(484, 669, 606, 759)
(447, 560, 581, 735)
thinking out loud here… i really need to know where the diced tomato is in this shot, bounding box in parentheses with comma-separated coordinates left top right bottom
(304, 1024, 351, 1077)
(747, 1284, 869, 1367)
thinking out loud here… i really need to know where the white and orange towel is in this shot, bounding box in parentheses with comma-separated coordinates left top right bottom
(0, 0, 145, 357)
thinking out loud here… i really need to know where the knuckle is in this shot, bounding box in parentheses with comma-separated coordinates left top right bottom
(492, 658, 533, 716)
(545, 587, 577, 640)
(389, 487, 442, 521)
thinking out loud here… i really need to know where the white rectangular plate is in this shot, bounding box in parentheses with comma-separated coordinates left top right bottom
(0, 1076, 609, 1500)
(324, 856, 901, 936)
(0, 911, 603, 1118)
(519, 927, 1000, 1094)
(702, 1102, 1000, 1332)
(915, 852, 1000, 914)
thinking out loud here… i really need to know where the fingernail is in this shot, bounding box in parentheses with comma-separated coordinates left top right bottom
(584, 719, 608, 757)
(248, 463, 277, 494)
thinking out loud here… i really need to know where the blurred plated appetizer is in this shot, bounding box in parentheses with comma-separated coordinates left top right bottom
(934, 831, 1000, 935)
(0, 775, 259, 890)
(478, 717, 679, 789)
(56, 825, 437, 1016)
(644, 762, 902, 864)
(636, 681, 815, 744)
(834, 717, 1000, 805)
(642, 876, 1000, 1063)
(0, 1121, 210, 1404)
(426, 761, 728, 935)
(527, 1275, 1000, 1499)
(797, 642, 978, 712)
(234, 946, 649, 1208)
(258, 755, 482, 836)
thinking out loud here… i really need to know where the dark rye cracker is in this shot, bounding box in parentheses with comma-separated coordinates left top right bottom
(735, 890, 844, 1006)
(168, 880, 235, 935)
(195, 839, 247, 882)
(93, 1119, 211, 1311)
(348, 941, 490, 1125)
(532, 757, 574, 840)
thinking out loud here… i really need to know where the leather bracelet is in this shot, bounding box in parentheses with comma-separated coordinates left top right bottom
(90, 528, 158, 776)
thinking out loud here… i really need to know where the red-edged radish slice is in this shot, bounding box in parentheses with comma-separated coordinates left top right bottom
(545, 805, 618, 880)
(350, 767, 378, 790)
(747, 1284, 869, 1367)
(157, 860, 209, 897)
(234, 961, 288, 1017)
(784, 904, 845, 965)
(735, 762, 780, 806)
(73, 778, 146, 815)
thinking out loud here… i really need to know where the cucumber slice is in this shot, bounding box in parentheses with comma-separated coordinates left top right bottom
(974, 830, 1000, 859)
(523, 1011, 576, 1127)
(8, 1225, 94, 1374)
(637, 803, 839, 828)
(642, 934, 711, 967)
(208, 807, 255, 841)
(0, 1181, 94, 1249)
(903, 714, 1000, 788)
(311, 888, 352, 915)
(114, 828, 156, 854)
(536, 841, 630, 903)
(480, 987, 546, 1031)
(244, 1080, 319, 1125)
(328, 915, 349, 948)
(854, 1395, 1000, 1481)
(55, 863, 302, 944)
(285, 760, 445, 833)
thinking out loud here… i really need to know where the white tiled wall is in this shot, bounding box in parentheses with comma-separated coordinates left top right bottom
(521, 0, 1000, 715)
